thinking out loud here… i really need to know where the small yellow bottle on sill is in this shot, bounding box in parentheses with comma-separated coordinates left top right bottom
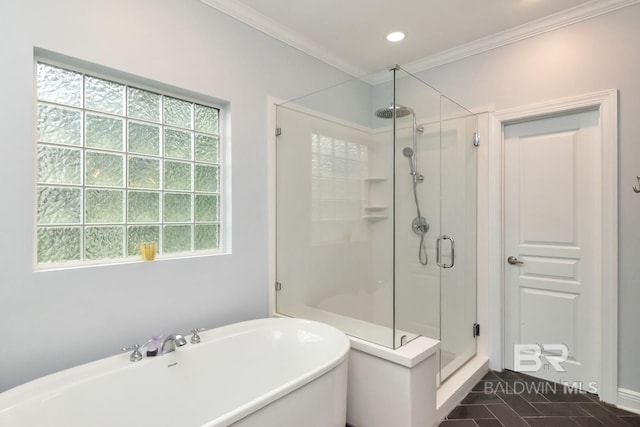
(140, 242, 157, 261)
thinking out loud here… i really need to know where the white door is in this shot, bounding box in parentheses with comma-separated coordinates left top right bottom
(503, 109, 601, 393)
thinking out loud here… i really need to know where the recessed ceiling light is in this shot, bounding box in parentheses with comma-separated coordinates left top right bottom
(386, 32, 405, 42)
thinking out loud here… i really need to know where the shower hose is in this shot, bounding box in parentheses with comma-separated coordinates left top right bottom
(412, 176, 428, 266)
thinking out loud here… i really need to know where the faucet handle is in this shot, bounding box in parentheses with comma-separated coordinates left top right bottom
(190, 328, 205, 344)
(122, 344, 143, 362)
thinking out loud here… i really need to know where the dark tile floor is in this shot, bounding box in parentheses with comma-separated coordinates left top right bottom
(440, 370, 640, 426)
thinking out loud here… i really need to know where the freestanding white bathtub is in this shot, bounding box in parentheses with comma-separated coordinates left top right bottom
(0, 318, 350, 426)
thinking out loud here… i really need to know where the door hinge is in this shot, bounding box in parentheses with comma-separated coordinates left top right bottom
(275, 282, 282, 291)
(473, 132, 480, 147)
(275, 128, 282, 136)
(473, 323, 480, 338)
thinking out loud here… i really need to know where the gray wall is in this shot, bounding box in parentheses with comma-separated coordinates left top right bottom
(0, 0, 348, 391)
(414, 5, 640, 393)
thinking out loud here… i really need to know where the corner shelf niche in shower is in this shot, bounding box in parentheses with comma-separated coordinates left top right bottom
(363, 177, 388, 221)
(363, 215, 388, 221)
(363, 177, 387, 183)
(363, 206, 388, 221)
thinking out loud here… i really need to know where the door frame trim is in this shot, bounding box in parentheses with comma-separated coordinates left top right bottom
(488, 89, 618, 403)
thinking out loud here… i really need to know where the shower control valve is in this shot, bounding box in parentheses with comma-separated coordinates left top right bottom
(412, 217, 430, 235)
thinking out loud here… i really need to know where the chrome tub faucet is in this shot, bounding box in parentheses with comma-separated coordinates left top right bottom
(161, 334, 187, 354)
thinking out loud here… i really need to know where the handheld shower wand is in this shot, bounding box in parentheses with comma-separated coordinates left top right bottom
(402, 146, 424, 184)
(402, 146, 416, 175)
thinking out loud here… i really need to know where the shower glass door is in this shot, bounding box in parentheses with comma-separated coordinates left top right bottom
(391, 69, 478, 384)
(274, 66, 478, 384)
(439, 96, 478, 383)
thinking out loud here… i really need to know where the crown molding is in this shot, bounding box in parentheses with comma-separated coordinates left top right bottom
(404, 0, 640, 74)
(199, 0, 368, 77)
(201, 0, 640, 85)
(365, 0, 640, 84)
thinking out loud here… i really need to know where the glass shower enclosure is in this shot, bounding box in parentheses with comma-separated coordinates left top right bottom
(275, 66, 477, 385)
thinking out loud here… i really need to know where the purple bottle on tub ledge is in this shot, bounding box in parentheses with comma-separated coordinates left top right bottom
(145, 335, 162, 357)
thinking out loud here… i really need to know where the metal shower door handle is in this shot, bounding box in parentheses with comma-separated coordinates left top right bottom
(436, 235, 455, 268)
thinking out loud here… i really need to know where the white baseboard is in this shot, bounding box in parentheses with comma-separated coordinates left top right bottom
(618, 388, 640, 415)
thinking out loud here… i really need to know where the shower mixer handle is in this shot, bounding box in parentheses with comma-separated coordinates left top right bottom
(412, 217, 429, 235)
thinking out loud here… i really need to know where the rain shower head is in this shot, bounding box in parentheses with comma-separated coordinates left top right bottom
(374, 104, 413, 119)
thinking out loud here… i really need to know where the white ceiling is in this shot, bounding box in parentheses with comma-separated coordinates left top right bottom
(201, 0, 637, 78)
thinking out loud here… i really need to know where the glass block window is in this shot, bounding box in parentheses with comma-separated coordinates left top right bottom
(36, 62, 222, 265)
(311, 134, 368, 221)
